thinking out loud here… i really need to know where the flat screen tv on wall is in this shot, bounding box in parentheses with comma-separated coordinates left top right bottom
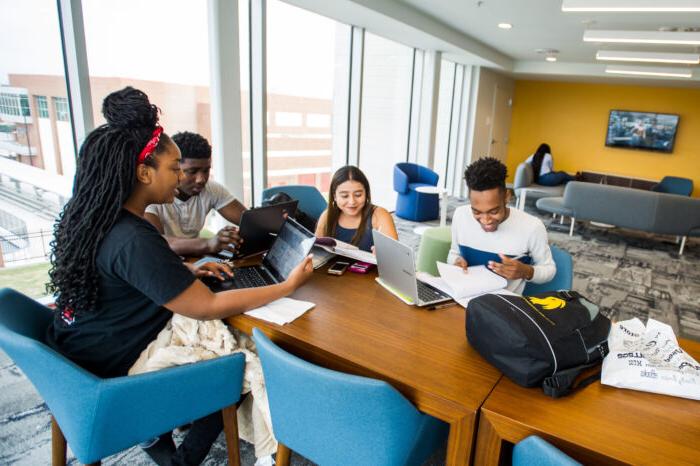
(605, 110, 679, 153)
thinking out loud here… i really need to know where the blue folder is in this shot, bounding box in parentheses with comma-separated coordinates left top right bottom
(459, 245, 532, 267)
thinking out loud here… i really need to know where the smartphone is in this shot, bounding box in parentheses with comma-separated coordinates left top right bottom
(327, 260, 350, 276)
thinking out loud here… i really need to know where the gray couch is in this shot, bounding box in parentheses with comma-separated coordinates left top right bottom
(536, 181, 700, 255)
(513, 162, 565, 210)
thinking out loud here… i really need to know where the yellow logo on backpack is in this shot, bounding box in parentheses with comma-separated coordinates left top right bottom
(528, 296, 566, 310)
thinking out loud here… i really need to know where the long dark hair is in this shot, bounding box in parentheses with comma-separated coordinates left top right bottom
(531, 143, 551, 182)
(324, 166, 374, 246)
(47, 87, 172, 314)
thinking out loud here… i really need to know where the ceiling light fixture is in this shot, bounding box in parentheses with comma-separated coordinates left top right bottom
(536, 48, 560, 62)
(563, 0, 700, 12)
(605, 65, 693, 78)
(584, 30, 700, 45)
(498, 22, 513, 29)
(596, 50, 700, 64)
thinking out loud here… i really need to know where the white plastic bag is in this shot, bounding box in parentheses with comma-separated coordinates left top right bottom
(601, 318, 700, 400)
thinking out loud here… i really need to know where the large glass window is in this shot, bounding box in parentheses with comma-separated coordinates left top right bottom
(239, 0, 252, 206)
(358, 33, 414, 208)
(433, 60, 456, 187)
(0, 0, 74, 296)
(265, 0, 350, 196)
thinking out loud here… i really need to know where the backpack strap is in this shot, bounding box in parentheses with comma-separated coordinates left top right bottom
(542, 361, 601, 398)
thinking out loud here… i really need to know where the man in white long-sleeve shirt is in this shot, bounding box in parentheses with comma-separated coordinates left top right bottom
(447, 157, 556, 294)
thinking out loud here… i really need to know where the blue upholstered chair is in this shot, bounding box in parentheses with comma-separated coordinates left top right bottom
(0, 288, 245, 466)
(393, 163, 440, 222)
(651, 176, 693, 197)
(262, 185, 328, 226)
(524, 245, 573, 295)
(252, 328, 448, 466)
(513, 436, 581, 466)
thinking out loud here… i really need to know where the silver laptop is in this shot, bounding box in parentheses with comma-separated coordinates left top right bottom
(372, 230, 451, 307)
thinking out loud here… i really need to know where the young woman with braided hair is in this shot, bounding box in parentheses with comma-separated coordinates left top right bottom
(46, 87, 313, 465)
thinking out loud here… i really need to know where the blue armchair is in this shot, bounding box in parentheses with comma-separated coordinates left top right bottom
(262, 185, 328, 226)
(513, 436, 581, 466)
(524, 245, 573, 295)
(252, 328, 448, 466)
(393, 163, 440, 222)
(0, 288, 245, 466)
(652, 176, 693, 196)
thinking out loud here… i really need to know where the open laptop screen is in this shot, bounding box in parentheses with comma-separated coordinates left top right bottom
(263, 217, 315, 283)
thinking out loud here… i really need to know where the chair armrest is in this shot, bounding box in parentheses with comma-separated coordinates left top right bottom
(89, 353, 246, 455)
(394, 165, 409, 194)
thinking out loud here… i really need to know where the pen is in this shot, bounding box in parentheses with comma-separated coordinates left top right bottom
(428, 301, 454, 310)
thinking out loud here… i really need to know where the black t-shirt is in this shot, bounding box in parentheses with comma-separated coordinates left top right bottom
(46, 210, 196, 378)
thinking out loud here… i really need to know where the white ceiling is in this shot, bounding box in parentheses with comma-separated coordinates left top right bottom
(399, 0, 700, 85)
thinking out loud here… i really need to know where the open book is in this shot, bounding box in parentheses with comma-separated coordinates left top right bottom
(314, 237, 377, 265)
(417, 262, 508, 306)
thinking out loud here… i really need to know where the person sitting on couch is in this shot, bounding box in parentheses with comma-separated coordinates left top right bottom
(447, 157, 556, 294)
(526, 143, 576, 186)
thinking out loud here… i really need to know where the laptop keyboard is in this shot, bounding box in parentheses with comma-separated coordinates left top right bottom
(233, 267, 271, 289)
(417, 280, 450, 303)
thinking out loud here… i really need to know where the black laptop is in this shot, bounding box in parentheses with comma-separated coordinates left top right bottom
(221, 200, 298, 259)
(206, 217, 315, 292)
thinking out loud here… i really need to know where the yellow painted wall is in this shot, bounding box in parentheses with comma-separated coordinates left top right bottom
(505, 80, 700, 197)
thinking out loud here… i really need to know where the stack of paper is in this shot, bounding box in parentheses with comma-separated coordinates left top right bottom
(417, 262, 509, 306)
(245, 297, 315, 325)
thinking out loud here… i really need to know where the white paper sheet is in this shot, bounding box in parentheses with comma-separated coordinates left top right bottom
(417, 263, 511, 307)
(245, 297, 315, 325)
(437, 262, 507, 297)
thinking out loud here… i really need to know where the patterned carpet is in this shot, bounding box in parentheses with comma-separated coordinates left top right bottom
(1, 197, 698, 465)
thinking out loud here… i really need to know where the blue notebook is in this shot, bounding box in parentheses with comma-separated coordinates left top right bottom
(458, 245, 532, 267)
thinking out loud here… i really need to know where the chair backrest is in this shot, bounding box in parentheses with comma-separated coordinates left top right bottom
(394, 162, 439, 186)
(524, 245, 573, 295)
(262, 185, 327, 222)
(513, 436, 581, 466)
(513, 162, 534, 190)
(0, 289, 103, 453)
(253, 328, 426, 466)
(652, 176, 693, 197)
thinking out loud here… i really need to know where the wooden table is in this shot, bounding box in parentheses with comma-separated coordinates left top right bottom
(475, 338, 700, 465)
(226, 267, 502, 465)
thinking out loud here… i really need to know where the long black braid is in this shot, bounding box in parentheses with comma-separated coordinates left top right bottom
(47, 87, 171, 314)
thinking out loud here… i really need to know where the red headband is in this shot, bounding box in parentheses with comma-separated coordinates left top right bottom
(137, 126, 164, 164)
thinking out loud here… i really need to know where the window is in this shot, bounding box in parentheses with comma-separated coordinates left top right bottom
(433, 60, 456, 187)
(0, 0, 74, 297)
(53, 97, 69, 121)
(36, 96, 49, 118)
(82, 0, 212, 152)
(0, 92, 30, 117)
(265, 0, 350, 195)
(239, 0, 252, 206)
(358, 33, 414, 208)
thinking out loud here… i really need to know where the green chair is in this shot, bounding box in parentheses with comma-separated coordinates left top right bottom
(416, 226, 451, 276)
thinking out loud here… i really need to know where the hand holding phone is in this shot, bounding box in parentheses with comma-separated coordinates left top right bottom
(327, 260, 350, 276)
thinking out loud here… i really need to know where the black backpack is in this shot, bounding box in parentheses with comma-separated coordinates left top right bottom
(262, 192, 318, 232)
(466, 290, 610, 398)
